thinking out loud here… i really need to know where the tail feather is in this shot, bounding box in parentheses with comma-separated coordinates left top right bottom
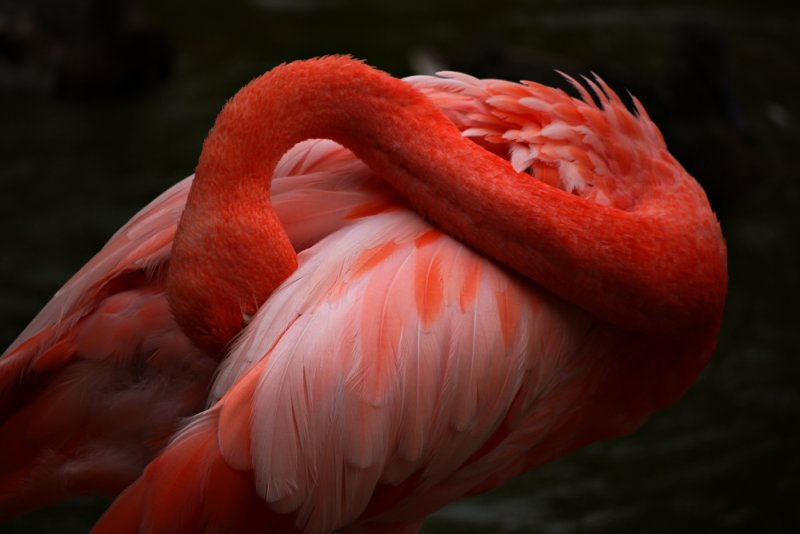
(93, 410, 297, 534)
(92, 475, 147, 534)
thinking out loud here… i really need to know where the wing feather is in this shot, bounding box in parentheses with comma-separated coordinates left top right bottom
(202, 210, 593, 532)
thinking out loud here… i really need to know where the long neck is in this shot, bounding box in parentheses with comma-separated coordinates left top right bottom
(167, 56, 727, 354)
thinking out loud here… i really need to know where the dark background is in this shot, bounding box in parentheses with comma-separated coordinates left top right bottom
(1, 0, 798, 531)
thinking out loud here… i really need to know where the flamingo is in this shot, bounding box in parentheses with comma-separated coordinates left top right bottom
(1, 56, 726, 532)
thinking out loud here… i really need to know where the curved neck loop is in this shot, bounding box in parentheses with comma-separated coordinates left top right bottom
(168, 56, 727, 354)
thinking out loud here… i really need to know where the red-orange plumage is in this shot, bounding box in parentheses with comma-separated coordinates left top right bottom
(2, 56, 726, 533)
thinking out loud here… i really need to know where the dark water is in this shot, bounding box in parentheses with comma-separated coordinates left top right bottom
(1, 0, 798, 532)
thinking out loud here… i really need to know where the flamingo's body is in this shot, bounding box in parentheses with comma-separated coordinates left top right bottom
(0, 57, 726, 533)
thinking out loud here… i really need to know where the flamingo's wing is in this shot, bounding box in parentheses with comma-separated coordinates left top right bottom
(0, 177, 210, 516)
(94, 210, 598, 533)
(0, 139, 390, 517)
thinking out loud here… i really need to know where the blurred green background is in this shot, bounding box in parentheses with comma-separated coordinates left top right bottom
(0, 0, 798, 532)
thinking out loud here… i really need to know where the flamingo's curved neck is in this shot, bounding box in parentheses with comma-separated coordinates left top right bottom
(167, 56, 727, 354)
